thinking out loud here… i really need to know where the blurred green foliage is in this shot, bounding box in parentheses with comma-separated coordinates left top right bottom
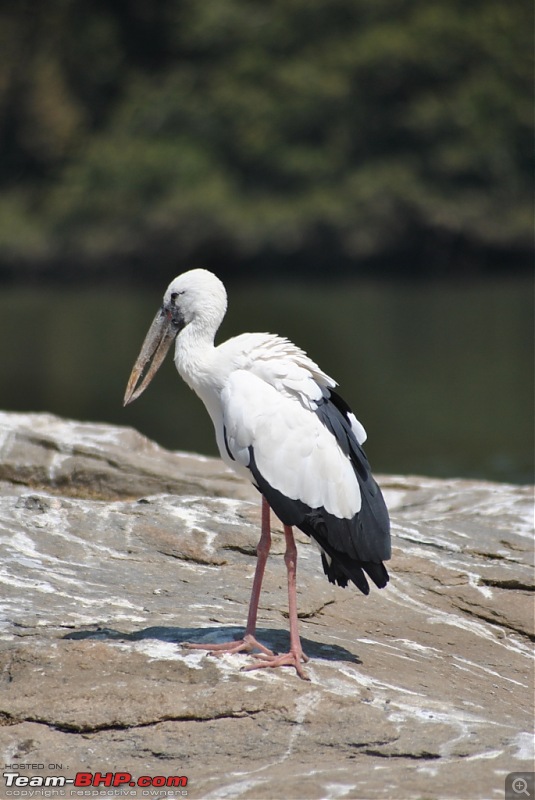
(0, 0, 532, 279)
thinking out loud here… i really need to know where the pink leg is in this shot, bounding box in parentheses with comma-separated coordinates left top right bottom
(183, 496, 274, 657)
(243, 524, 310, 680)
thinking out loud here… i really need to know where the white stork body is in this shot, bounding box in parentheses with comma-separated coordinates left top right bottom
(124, 269, 391, 678)
(179, 331, 363, 517)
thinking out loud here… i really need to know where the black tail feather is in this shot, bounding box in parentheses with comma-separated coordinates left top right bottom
(247, 445, 391, 597)
(319, 538, 389, 595)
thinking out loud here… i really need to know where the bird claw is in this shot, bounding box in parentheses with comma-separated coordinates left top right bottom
(182, 633, 274, 657)
(242, 649, 311, 680)
(183, 635, 310, 678)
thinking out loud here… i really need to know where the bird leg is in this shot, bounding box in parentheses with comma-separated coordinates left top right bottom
(243, 524, 310, 680)
(182, 496, 274, 657)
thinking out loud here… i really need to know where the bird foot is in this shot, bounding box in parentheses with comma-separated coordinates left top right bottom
(242, 648, 310, 681)
(182, 633, 274, 657)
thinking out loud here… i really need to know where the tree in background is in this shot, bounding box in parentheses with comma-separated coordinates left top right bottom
(0, 0, 532, 280)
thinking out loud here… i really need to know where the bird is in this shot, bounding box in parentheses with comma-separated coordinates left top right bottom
(124, 268, 390, 679)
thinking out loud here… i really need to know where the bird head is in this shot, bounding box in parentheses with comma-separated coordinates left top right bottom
(123, 269, 226, 405)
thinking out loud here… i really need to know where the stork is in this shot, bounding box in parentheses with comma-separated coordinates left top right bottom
(124, 269, 390, 679)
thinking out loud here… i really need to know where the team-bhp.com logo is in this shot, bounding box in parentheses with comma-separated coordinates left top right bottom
(3, 771, 188, 797)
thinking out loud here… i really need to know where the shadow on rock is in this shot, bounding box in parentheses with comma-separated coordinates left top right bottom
(63, 625, 361, 664)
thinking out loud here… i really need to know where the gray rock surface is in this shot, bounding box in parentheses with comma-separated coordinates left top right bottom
(0, 410, 533, 800)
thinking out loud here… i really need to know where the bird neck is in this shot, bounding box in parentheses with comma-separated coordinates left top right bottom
(173, 316, 219, 393)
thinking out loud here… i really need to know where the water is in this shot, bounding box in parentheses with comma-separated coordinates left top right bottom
(1, 276, 532, 483)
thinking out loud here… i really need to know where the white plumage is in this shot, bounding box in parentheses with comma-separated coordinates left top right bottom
(223, 368, 362, 517)
(124, 268, 390, 679)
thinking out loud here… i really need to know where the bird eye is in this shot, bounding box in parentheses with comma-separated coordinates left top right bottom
(170, 290, 184, 303)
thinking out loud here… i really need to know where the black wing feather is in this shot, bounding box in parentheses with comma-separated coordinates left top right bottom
(246, 389, 391, 596)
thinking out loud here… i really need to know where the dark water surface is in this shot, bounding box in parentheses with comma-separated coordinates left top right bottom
(1, 276, 532, 483)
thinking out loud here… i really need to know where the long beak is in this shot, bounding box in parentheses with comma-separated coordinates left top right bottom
(123, 308, 178, 406)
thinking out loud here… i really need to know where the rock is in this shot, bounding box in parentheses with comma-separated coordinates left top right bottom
(0, 410, 532, 799)
(0, 410, 253, 501)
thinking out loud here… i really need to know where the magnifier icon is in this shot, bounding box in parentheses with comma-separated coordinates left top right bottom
(512, 778, 530, 797)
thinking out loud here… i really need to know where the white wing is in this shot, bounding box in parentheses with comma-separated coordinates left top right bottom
(221, 365, 362, 519)
(222, 333, 367, 443)
(218, 333, 333, 399)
